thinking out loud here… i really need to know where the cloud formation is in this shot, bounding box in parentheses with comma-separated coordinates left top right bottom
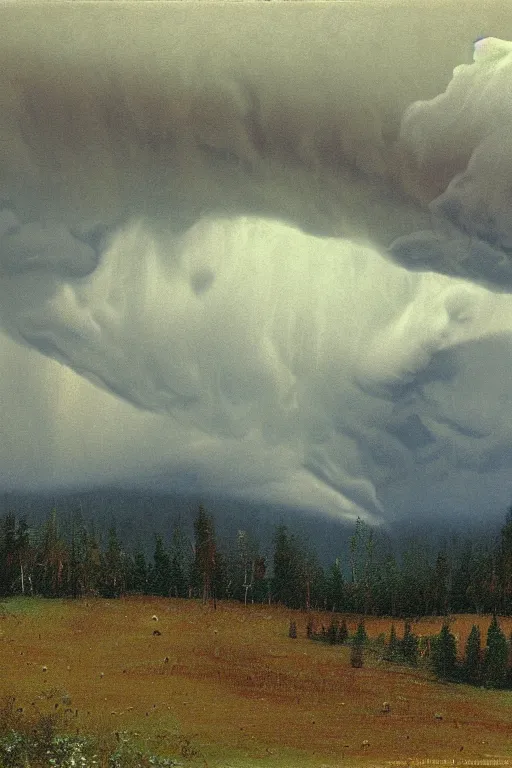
(1, 4, 512, 524)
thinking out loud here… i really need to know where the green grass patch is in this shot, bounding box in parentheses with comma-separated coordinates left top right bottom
(0, 596, 59, 617)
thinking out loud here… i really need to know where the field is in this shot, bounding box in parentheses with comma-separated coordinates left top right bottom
(1, 597, 512, 768)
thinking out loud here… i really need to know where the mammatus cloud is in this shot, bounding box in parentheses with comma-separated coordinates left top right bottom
(2, 4, 512, 523)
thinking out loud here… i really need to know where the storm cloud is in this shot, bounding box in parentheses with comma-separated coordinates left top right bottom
(2, 2, 512, 524)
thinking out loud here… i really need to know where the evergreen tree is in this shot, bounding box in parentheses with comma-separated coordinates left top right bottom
(507, 632, 512, 688)
(252, 555, 268, 603)
(497, 508, 512, 614)
(100, 525, 126, 598)
(82, 521, 102, 596)
(431, 622, 458, 680)
(300, 548, 325, 611)
(354, 618, 368, 645)
(451, 541, 474, 613)
(326, 559, 345, 612)
(348, 518, 378, 613)
(129, 548, 149, 593)
(483, 614, 508, 688)
(271, 525, 303, 609)
(0, 513, 18, 596)
(466, 546, 494, 614)
(463, 624, 482, 685)
(35, 509, 68, 597)
(151, 535, 172, 597)
(350, 619, 366, 668)
(235, 530, 255, 605)
(401, 621, 419, 665)
(14, 517, 33, 596)
(379, 552, 401, 616)
(384, 623, 401, 662)
(430, 549, 451, 615)
(169, 523, 190, 598)
(193, 505, 217, 604)
(400, 539, 433, 617)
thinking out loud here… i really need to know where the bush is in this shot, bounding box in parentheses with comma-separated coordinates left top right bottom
(350, 643, 364, 668)
(0, 693, 182, 768)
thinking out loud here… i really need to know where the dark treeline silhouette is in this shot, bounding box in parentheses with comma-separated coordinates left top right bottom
(1, 504, 512, 619)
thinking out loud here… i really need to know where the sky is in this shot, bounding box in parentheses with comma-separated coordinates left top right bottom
(1, 1, 512, 529)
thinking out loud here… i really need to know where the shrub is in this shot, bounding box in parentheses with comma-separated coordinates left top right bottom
(350, 643, 364, 668)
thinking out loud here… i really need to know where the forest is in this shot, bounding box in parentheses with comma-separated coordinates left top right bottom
(1, 504, 512, 617)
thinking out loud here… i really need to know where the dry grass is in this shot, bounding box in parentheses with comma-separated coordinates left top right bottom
(1, 597, 512, 767)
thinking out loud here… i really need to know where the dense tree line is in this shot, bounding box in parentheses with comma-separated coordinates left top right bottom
(1, 504, 512, 619)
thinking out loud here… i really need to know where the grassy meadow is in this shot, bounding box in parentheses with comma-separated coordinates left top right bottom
(1, 597, 512, 767)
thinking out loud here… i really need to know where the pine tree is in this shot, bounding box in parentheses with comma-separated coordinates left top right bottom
(128, 549, 147, 593)
(193, 505, 217, 605)
(82, 521, 101, 596)
(151, 535, 171, 597)
(252, 555, 268, 603)
(271, 525, 303, 609)
(431, 549, 451, 615)
(350, 619, 366, 668)
(326, 559, 345, 612)
(483, 615, 508, 688)
(431, 622, 458, 681)
(169, 523, 190, 598)
(100, 525, 126, 598)
(463, 624, 482, 685)
(0, 513, 19, 596)
(36, 509, 68, 597)
(401, 621, 419, 666)
(384, 624, 401, 662)
(497, 509, 512, 614)
(378, 552, 401, 616)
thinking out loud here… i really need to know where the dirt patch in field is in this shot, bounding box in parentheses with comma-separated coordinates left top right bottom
(1, 598, 512, 767)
